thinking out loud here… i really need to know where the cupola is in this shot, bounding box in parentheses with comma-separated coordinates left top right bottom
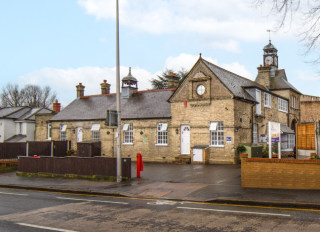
(121, 67, 138, 98)
(263, 40, 278, 69)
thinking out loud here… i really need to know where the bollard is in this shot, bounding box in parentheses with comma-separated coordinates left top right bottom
(136, 153, 143, 178)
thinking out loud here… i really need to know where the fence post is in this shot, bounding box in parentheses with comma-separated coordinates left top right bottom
(26, 142, 29, 157)
(51, 141, 54, 157)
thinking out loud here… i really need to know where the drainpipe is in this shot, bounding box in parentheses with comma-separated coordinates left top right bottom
(251, 104, 254, 144)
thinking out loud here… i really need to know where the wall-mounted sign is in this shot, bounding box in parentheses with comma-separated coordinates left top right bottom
(226, 137, 232, 143)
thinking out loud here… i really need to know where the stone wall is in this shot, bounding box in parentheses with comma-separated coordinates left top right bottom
(301, 101, 320, 122)
(35, 113, 56, 141)
(49, 119, 173, 162)
(241, 156, 320, 190)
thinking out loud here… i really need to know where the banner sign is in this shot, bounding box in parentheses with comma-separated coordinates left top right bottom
(270, 122, 280, 143)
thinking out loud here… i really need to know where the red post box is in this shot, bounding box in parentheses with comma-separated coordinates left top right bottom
(137, 153, 143, 178)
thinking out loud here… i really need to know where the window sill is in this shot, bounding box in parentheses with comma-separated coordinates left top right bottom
(210, 145, 225, 148)
(155, 144, 168, 146)
(264, 105, 271, 109)
(123, 143, 133, 146)
(278, 109, 288, 113)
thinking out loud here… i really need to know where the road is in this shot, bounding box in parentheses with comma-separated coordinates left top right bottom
(0, 188, 319, 232)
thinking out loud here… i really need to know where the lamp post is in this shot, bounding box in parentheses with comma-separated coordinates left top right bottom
(116, 0, 122, 183)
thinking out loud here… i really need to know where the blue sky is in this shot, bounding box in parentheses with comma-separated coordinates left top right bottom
(1, 0, 319, 106)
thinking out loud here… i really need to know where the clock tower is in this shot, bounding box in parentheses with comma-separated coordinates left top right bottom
(263, 40, 278, 68)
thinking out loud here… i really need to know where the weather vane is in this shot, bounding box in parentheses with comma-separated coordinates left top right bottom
(267, 29, 271, 43)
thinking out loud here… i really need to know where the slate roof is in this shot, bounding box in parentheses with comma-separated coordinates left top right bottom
(281, 124, 295, 134)
(202, 59, 263, 102)
(50, 89, 175, 121)
(270, 69, 301, 94)
(0, 107, 24, 118)
(0, 107, 53, 121)
(5, 134, 27, 142)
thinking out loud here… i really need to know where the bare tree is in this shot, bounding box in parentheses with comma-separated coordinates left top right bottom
(0, 84, 25, 107)
(255, 0, 320, 62)
(23, 85, 56, 108)
(0, 84, 56, 108)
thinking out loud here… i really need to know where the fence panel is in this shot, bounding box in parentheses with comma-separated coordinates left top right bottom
(53, 141, 69, 157)
(77, 142, 101, 157)
(28, 142, 51, 156)
(0, 143, 26, 159)
(297, 124, 315, 150)
(18, 157, 131, 178)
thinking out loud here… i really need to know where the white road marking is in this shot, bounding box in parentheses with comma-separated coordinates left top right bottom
(177, 206, 291, 217)
(0, 191, 28, 196)
(16, 223, 78, 232)
(147, 200, 183, 205)
(56, 197, 128, 205)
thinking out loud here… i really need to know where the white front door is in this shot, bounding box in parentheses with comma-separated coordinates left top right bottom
(77, 127, 83, 142)
(181, 125, 190, 155)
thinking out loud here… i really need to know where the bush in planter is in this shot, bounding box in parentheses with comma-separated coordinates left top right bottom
(237, 145, 247, 155)
(66, 149, 75, 156)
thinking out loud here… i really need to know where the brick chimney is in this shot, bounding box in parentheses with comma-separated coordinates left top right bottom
(101, 80, 110, 94)
(167, 72, 180, 89)
(53, 99, 61, 112)
(76, 83, 85, 98)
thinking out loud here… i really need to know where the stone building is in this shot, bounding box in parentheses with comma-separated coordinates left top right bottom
(35, 41, 301, 163)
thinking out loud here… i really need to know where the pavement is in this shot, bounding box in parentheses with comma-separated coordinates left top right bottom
(1, 162, 320, 209)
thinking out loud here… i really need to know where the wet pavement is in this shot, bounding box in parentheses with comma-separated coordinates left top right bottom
(1, 162, 320, 208)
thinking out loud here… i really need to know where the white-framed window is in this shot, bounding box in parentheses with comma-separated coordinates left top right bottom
(281, 134, 295, 150)
(288, 134, 295, 149)
(291, 96, 296, 109)
(256, 89, 261, 115)
(123, 123, 133, 144)
(47, 123, 52, 140)
(210, 122, 224, 146)
(157, 122, 168, 145)
(60, 124, 67, 141)
(278, 98, 288, 113)
(264, 93, 271, 108)
(253, 124, 258, 144)
(91, 124, 100, 141)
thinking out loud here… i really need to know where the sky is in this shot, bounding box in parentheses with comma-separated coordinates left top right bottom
(1, 0, 320, 107)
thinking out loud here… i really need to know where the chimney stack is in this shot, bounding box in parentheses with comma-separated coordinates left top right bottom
(101, 80, 111, 94)
(76, 83, 85, 98)
(53, 99, 61, 112)
(167, 72, 179, 89)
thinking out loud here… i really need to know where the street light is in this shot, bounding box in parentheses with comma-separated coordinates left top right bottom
(116, 0, 122, 183)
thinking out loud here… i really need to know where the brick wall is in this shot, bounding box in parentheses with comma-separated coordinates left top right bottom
(241, 156, 320, 190)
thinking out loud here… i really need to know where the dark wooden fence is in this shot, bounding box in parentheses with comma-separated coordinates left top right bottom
(0, 141, 70, 159)
(0, 143, 26, 159)
(77, 142, 101, 157)
(18, 156, 131, 179)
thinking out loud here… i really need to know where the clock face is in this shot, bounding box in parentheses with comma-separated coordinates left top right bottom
(265, 56, 273, 65)
(196, 84, 205, 96)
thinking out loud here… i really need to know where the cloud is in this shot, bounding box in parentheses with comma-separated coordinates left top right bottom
(297, 70, 320, 81)
(164, 53, 253, 79)
(77, 0, 279, 45)
(18, 66, 155, 106)
(18, 53, 253, 106)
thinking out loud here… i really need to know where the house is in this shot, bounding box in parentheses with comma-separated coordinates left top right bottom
(0, 107, 53, 142)
(35, 41, 301, 163)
